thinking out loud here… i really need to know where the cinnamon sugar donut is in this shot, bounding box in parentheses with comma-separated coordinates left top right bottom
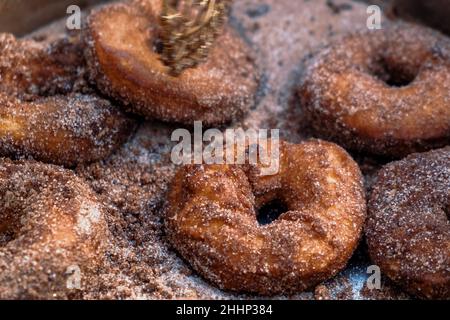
(0, 33, 134, 167)
(166, 140, 366, 295)
(85, 0, 259, 126)
(366, 147, 450, 299)
(0, 158, 108, 299)
(299, 23, 450, 158)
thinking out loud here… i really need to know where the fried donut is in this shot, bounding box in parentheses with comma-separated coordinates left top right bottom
(366, 147, 450, 299)
(85, 0, 259, 126)
(0, 158, 108, 299)
(0, 33, 134, 166)
(166, 140, 366, 295)
(299, 23, 450, 158)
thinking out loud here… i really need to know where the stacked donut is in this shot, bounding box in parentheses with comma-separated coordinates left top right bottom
(299, 23, 450, 158)
(299, 22, 449, 299)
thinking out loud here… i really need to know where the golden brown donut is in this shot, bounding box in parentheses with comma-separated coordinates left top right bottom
(0, 33, 134, 167)
(85, 0, 259, 126)
(366, 147, 450, 299)
(299, 22, 450, 158)
(165, 139, 366, 295)
(392, 0, 450, 35)
(0, 158, 108, 299)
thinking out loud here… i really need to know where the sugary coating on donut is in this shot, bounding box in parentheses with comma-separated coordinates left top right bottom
(84, 0, 260, 126)
(0, 158, 108, 299)
(366, 147, 450, 299)
(0, 33, 135, 166)
(299, 22, 450, 158)
(166, 140, 366, 295)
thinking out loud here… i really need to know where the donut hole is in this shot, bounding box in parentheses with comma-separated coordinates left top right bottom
(370, 56, 419, 87)
(257, 199, 288, 225)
